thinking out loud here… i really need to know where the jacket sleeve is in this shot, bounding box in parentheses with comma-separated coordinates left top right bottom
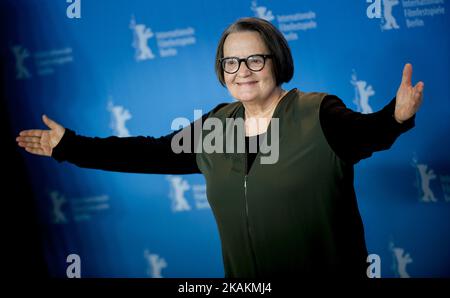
(51, 103, 228, 174)
(319, 95, 415, 164)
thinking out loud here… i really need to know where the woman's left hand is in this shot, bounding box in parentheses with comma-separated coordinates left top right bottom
(394, 63, 424, 123)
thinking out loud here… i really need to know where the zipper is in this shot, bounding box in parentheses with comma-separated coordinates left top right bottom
(244, 175, 248, 214)
(244, 149, 258, 275)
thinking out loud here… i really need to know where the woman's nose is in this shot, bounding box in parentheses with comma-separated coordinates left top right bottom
(236, 61, 252, 77)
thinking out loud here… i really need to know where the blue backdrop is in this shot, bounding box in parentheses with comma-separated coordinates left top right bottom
(1, 0, 449, 277)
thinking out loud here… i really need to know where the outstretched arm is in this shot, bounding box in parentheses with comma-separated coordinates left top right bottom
(16, 103, 227, 174)
(320, 63, 424, 164)
(49, 126, 201, 174)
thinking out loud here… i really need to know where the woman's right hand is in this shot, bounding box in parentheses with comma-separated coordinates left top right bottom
(16, 114, 66, 157)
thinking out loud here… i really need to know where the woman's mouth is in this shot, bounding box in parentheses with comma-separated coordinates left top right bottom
(236, 81, 258, 86)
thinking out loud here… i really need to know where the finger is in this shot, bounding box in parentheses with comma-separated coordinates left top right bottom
(24, 147, 46, 156)
(401, 63, 412, 87)
(17, 141, 28, 148)
(19, 129, 43, 137)
(414, 81, 424, 94)
(16, 136, 40, 143)
(413, 82, 424, 102)
(20, 142, 42, 149)
(42, 114, 59, 130)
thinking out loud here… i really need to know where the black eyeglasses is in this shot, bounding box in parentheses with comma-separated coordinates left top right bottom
(220, 54, 273, 74)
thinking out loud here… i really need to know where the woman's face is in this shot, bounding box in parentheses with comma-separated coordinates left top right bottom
(222, 31, 277, 103)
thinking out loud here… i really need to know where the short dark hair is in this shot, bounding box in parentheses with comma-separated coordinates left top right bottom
(215, 17, 294, 87)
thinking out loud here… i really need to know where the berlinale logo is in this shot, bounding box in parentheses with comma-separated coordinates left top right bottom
(144, 250, 167, 278)
(107, 99, 132, 137)
(351, 70, 375, 114)
(11, 45, 31, 80)
(130, 16, 156, 61)
(251, 0, 274, 22)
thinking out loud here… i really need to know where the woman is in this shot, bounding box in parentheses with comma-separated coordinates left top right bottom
(16, 17, 424, 278)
